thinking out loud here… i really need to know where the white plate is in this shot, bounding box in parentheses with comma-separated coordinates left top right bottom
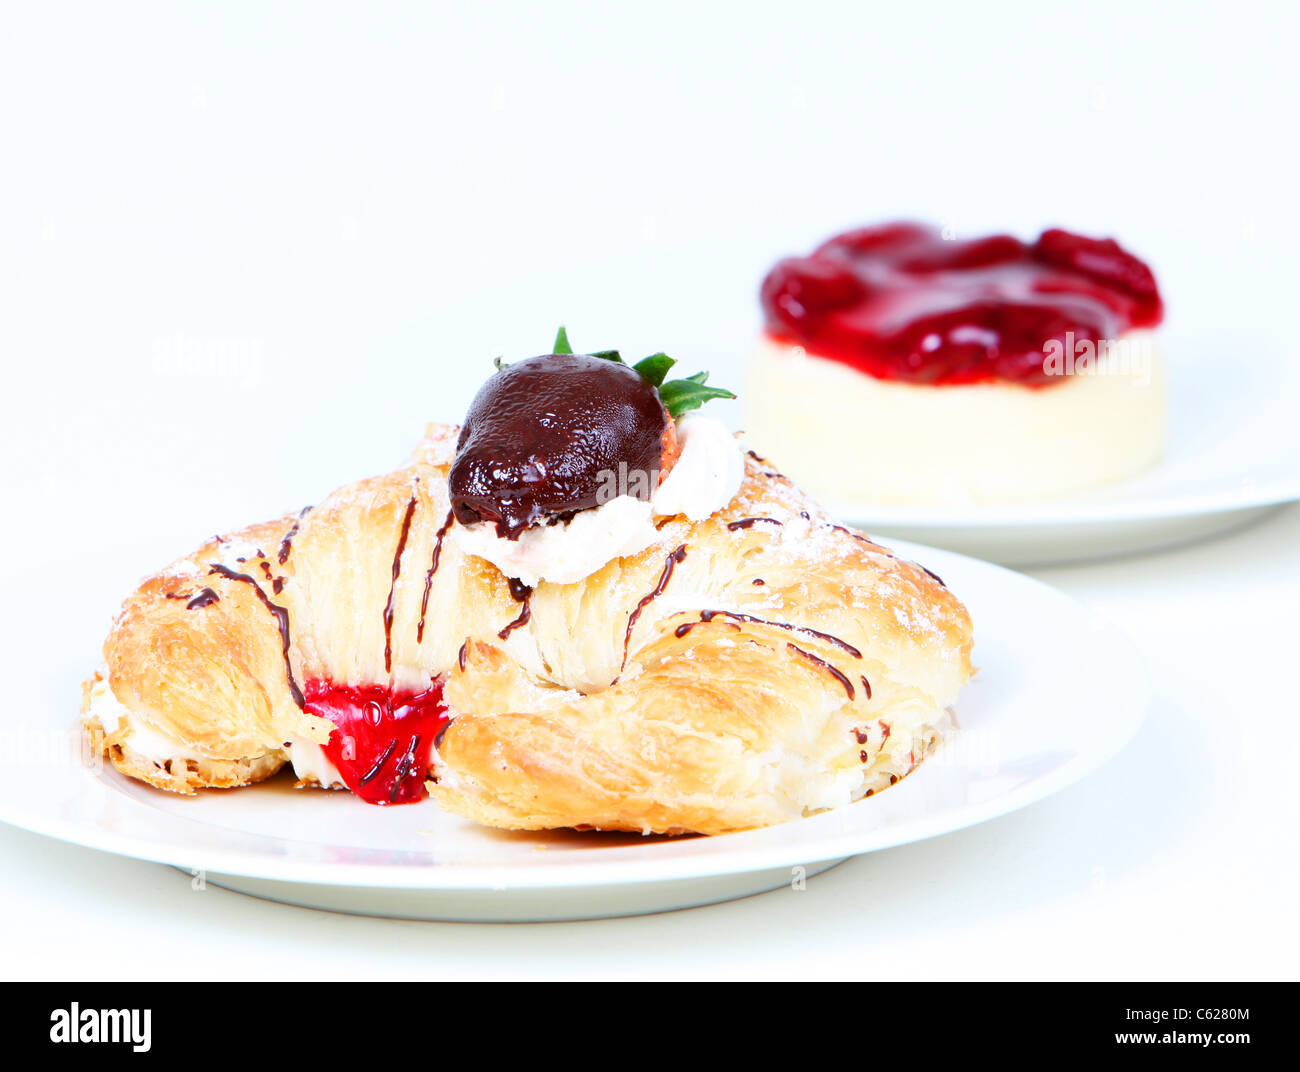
(0, 540, 1149, 921)
(839, 504, 1291, 569)
(827, 347, 1300, 566)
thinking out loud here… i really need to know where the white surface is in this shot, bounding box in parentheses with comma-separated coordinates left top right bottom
(0, 542, 1149, 921)
(0, 1, 1296, 975)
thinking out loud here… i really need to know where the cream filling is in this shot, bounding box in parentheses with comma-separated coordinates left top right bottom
(284, 735, 346, 789)
(89, 667, 345, 787)
(87, 671, 209, 765)
(450, 413, 744, 586)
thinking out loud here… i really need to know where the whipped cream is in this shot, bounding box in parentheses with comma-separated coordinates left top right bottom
(450, 413, 744, 586)
(452, 493, 658, 587)
(87, 671, 208, 765)
(653, 412, 748, 521)
(89, 666, 342, 787)
(285, 735, 345, 788)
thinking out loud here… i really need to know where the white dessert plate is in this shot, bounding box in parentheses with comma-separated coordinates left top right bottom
(825, 346, 1300, 566)
(0, 539, 1149, 921)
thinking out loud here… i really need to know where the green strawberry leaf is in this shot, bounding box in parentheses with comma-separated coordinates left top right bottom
(658, 378, 736, 418)
(632, 352, 675, 386)
(532, 329, 734, 417)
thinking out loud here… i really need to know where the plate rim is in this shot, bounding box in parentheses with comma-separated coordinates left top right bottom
(825, 479, 1300, 529)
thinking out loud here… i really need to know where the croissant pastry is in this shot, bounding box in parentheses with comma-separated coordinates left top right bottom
(83, 339, 974, 835)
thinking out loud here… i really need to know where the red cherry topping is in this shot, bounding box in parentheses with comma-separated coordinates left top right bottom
(761, 223, 1163, 387)
(306, 679, 450, 805)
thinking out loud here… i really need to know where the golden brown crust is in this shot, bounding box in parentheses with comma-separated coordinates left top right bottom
(81, 674, 286, 795)
(97, 727, 287, 795)
(101, 515, 332, 758)
(85, 423, 974, 833)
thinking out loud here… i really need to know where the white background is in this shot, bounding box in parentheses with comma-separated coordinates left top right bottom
(0, 1, 1297, 979)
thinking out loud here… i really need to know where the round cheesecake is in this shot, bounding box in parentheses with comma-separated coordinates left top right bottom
(745, 224, 1167, 507)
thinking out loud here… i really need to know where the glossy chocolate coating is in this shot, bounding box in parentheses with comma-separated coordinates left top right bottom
(450, 353, 668, 539)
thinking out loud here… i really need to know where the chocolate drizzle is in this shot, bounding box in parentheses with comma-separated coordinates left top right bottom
(860, 675, 873, 700)
(389, 735, 423, 803)
(433, 719, 451, 752)
(674, 609, 861, 658)
(829, 522, 873, 545)
(185, 587, 220, 610)
(416, 509, 456, 644)
(919, 565, 946, 588)
(624, 545, 687, 661)
(457, 640, 468, 672)
(726, 516, 782, 532)
(786, 642, 855, 699)
(207, 562, 304, 708)
(497, 580, 533, 640)
(383, 495, 418, 674)
(277, 505, 312, 565)
(359, 740, 397, 785)
(681, 618, 733, 636)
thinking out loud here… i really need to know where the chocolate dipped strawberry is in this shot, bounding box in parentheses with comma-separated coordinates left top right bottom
(450, 329, 733, 539)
